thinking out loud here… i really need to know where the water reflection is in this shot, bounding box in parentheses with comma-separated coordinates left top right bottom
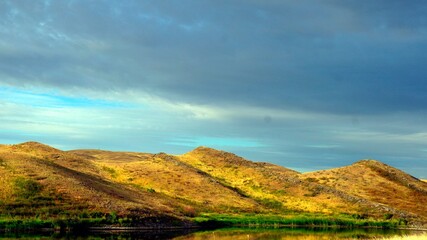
(174, 228, 411, 240)
(0, 228, 413, 240)
(0, 229, 195, 240)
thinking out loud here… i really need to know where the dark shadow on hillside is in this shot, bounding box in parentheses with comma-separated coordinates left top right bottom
(34, 158, 139, 203)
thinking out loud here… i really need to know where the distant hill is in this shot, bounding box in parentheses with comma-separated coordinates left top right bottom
(302, 160, 427, 219)
(0, 142, 426, 229)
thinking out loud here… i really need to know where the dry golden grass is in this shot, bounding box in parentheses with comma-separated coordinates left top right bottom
(302, 160, 427, 219)
(0, 143, 182, 216)
(75, 150, 260, 212)
(179, 147, 367, 214)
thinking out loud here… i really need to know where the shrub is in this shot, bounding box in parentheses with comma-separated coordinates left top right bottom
(182, 206, 197, 217)
(256, 198, 283, 210)
(13, 177, 43, 199)
(102, 166, 118, 178)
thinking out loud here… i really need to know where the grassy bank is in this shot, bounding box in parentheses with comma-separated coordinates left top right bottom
(193, 213, 406, 229)
(0, 212, 406, 232)
(0, 216, 113, 232)
(0, 212, 189, 232)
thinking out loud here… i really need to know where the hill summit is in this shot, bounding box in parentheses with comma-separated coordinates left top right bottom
(303, 159, 427, 218)
(0, 142, 426, 229)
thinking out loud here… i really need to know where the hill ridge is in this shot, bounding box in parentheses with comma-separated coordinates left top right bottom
(303, 160, 427, 221)
(12, 141, 61, 152)
(355, 159, 427, 194)
(1, 142, 426, 228)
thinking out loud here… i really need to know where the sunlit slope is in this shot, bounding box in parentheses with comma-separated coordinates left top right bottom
(178, 147, 378, 215)
(302, 160, 427, 218)
(0, 142, 185, 218)
(70, 149, 260, 213)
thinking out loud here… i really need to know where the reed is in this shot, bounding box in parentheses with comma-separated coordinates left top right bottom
(194, 213, 402, 229)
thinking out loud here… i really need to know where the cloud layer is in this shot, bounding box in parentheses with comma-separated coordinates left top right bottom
(1, 1, 426, 178)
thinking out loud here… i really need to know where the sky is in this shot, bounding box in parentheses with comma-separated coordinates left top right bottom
(1, 0, 427, 178)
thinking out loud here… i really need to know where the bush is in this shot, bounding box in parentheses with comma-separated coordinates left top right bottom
(182, 206, 197, 217)
(102, 166, 118, 178)
(256, 198, 283, 210)
(13, 177, 43, 199)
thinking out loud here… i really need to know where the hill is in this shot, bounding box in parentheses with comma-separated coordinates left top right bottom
(0, 142, 426, 230)
(302, 160, 427, 220)
(0, 142, 185, 223)
(179, 147, 375, 214)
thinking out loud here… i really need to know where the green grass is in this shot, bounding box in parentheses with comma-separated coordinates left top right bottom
(0, 211, 137, 232)
(0, 211, 408, 232)
(193, 213, 405, 229)
(0, 217, 108, 232)
(0, 210, 190, 232)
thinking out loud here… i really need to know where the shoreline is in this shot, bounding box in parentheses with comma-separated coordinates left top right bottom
(2, 222, 426, 233)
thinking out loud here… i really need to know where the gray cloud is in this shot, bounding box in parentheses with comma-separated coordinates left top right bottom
(1, 1, 427, 178)
(1, 0, 426, 114)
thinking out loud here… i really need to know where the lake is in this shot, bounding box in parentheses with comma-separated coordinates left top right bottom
(0, 227, 419, 239)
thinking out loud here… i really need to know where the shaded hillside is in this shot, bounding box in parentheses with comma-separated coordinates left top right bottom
(302, 160, 427, 220)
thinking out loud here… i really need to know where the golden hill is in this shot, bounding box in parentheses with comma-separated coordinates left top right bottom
(179, 148, 422, 219)
(0, 142, 182, 218)
(179, 147, 358, 213)
(69, 149, 260, 213)
(1, 142, 426, 228)
(302, 160, 427, 220)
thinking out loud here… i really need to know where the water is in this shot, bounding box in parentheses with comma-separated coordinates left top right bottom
(0, 228, 416, 240)
(174, 228, 413, 240)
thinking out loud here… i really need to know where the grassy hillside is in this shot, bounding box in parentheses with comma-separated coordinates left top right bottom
(0, 142, 177, 213)
(302, 160, 427, 223)
(179, 147, 360, 214)
(0, 142, 426, 230)
(70, 149, 261, 213)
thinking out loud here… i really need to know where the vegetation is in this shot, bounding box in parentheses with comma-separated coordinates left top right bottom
(0, 213, 133, 232)
(13, 177, 43, 199)
(193, 213, 404, 229)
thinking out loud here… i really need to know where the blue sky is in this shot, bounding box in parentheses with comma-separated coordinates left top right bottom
(1, 0, 427, 178)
